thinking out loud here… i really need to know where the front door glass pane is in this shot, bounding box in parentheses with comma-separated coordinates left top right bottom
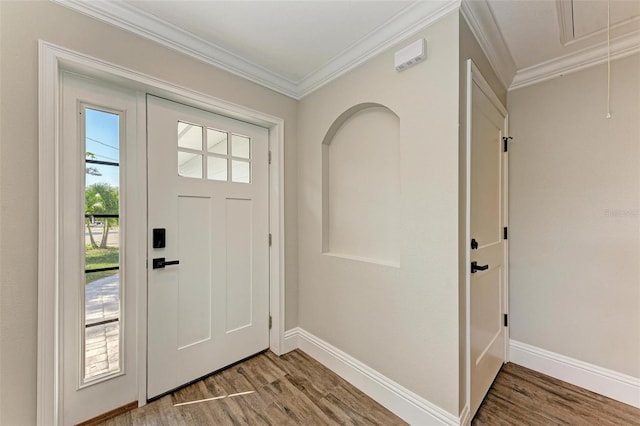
(231, 134, 250, 159)
(178, 151, 203, 178)
(207, 128, 227, 154)
(207, 156, 228, 181)
(231, 160, 250, 183)
(178, 122, 203, 150)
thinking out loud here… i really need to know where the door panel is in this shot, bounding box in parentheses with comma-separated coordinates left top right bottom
(225, 198, 254, 332)
(469, 72, 508, 417)
(472, 265, 502, 364)
(177, 196, 212, 348)
(146, 95, 269, 399)
(471, 106, 503, 246)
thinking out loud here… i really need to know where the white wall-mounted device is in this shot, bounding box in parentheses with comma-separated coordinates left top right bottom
(394, 38, 426, 72)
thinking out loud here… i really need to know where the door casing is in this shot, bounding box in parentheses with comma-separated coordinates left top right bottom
(37, 41, 287, 425)
(463, 59, 510, 421)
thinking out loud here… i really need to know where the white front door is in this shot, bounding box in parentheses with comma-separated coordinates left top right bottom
(146, 95, 270, 398)
(468, 63, 508, 417)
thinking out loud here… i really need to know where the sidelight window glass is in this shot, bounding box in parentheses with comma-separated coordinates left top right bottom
(83, 107, 122, 383)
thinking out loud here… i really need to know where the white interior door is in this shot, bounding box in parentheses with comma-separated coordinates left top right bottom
(469, 64, 508, 417)
(146, 95, 270, 399)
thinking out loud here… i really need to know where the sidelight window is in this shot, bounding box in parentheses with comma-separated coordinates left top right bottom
(83, 107, 123, 383)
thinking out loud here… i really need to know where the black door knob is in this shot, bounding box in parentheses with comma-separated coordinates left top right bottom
(471, 261, 489, 273)
(152, 257, 180, 269)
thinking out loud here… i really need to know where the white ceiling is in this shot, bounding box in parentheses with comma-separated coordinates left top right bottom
(55, 0, 640, 97)
(488, 0, 640, 70)
(126, 0, 414, 83)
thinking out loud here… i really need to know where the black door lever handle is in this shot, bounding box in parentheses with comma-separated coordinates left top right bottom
(152, 257, 180, 269)
(471, 261, 489, 273)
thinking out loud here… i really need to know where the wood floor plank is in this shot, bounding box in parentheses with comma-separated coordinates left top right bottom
(98, 353, 639, 425)
(261, 375, 337, 424)
(473, 363, 640, 426)
(98, 350, 403, 425)
(268, 350, 346, 392)
(319, 385, 406, 426)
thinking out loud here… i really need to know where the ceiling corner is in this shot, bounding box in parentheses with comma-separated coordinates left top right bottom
(53, 0, 467, 99)
(296, 0, 461, 98)
(52, 0, 300, 98)
(510, 30, 640, 91)
(460, 0, 516, 89)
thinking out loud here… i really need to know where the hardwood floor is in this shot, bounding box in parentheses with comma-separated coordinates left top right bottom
(98, 353, 640, 426)
(98, 350, 406, 425)
(473, 363, 640, 426)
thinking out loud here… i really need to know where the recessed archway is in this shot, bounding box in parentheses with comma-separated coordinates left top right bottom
(322, 103, 400, 266)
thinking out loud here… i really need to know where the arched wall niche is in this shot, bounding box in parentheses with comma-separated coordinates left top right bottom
(321, 103, 400, 267)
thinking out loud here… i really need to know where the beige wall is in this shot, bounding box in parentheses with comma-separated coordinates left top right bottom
(457, 13, 507, 412)
(509, 53, 640, 378)
(0, 2, 298, 424)
(298, 12, 462, 415)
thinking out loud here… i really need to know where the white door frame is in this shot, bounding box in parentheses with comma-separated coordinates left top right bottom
(37, 40, 287, 425)
(464, 59, 509, 422)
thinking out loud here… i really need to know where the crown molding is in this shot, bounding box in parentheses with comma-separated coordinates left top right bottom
(53, 0, 461, 100)
(557, 0, 640, 47)
(52, 0, 300, 98)
(296, 0, 461, 98)
(510, 30, 640, 91)
(460, 0, 516, 89)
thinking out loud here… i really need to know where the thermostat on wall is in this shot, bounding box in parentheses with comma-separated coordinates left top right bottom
(394, 38, 426, 72)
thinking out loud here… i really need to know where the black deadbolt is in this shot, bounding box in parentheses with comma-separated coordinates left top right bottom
(153, 228, 166, 248)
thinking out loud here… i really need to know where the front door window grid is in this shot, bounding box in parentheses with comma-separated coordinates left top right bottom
(177, 120, 252, 183)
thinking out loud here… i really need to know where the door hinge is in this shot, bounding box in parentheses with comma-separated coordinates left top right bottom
(269, 315, 272, 329)
(503, 136, 512, 152)
(504, 314, 508, 327)
(268, 151, 272, 165)
(269, 233, 272, 246)
(504, 227, 508, 240)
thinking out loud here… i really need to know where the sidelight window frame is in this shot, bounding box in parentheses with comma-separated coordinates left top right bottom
(80, 103, 127, 387)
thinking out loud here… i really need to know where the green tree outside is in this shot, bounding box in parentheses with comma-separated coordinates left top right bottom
(85, 183, 119, 249)
(85, 183, 119, 284)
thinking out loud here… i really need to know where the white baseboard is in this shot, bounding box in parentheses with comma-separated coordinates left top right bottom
(458, 404, 471, 426)
(510, 340, 640, 409)
(282, 328, 300, 354)
(284, 327, 461, 425)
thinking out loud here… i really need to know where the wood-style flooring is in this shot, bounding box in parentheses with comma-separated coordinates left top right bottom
(98, 352, 640, 425)
(473, 362, 640, 426)
(98, 350, 405, 425)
